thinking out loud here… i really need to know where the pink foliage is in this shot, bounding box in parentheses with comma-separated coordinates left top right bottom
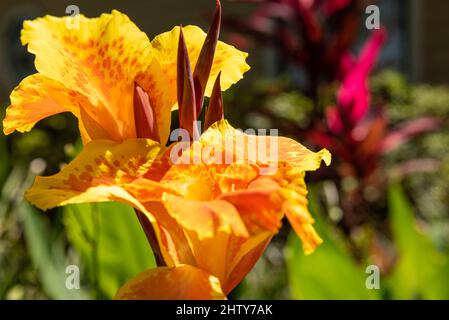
(328, 28, 387, 133)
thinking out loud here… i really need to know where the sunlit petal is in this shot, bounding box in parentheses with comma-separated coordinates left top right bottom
(26, 139, 160, 211)
(21, 10, 153, 140)
(150, 25, 250, 110)
(115, 264, 226, 300)
(3, 74, 108, 143)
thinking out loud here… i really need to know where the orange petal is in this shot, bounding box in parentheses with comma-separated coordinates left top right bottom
(221, 172, 323, 255)
(179, 221, 272, 292)
(184, 228, 238, 286)
(217, 163, 259, 193)
(151, 162, 226, 202)
(21, 10, 153, 140)
(114, 264, 226, 300)
(162, 193, 248, 240)
(223, 232, 272, 294)
(162, 193, 270, 287)
(125, 177, 181, 202)
(218, 188, 283, 235)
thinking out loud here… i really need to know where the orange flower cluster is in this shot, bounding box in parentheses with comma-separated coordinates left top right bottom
(3, 1, 330, 299)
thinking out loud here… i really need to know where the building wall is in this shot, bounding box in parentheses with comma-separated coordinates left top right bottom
(411, 0, 449, 84)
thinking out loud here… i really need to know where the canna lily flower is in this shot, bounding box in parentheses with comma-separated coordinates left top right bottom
(25, 24, 331, 293)
(6, 1, 331, 299)
(3, 8, 250, 145)
(25, 119, 330, 299)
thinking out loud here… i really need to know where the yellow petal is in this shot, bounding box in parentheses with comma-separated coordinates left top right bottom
(3, 74, 73, 135)
(114, 264, 226, 300)
(277, 136, 332, 172)
(3, 73, 108, 143)
(21, 10, 153, 140)
(288, 218, 323, 255)
(280, 177, 323, 255)
(150, 25, 250, 110)
(201, 120, 331, 172)
(26, 139, 160, 211)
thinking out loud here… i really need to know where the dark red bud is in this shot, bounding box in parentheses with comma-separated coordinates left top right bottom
(134, 83, 160, 142)
(193, 0, 221, 115)
(204, 72, 224, 130)
(177, 27, 198, 139)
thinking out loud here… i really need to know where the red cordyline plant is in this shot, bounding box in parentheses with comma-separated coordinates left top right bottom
(224, 0, 442, 232)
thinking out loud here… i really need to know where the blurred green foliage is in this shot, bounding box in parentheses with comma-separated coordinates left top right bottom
(0, 165, 40, 299)
(373, 70, 449, 246)
(64, 202, 156, 299)
(285, 183, 449, 300)
(286, 186, 379, 300)
(232, 240, 290, 299)
(19, 202, 88, 299)
(387, 183, 449, 299)
(372, 70, 449, 121)
(0, 109, 9, 187)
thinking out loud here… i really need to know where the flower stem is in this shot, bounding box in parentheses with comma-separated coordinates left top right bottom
(134, 209, 166, 267)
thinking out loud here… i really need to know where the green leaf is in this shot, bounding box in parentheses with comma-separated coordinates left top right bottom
(19, 202, 88, 299)
(63, 202, 156, 299)
(387, 183, 449, 299)
(286, 186, 379, 300)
